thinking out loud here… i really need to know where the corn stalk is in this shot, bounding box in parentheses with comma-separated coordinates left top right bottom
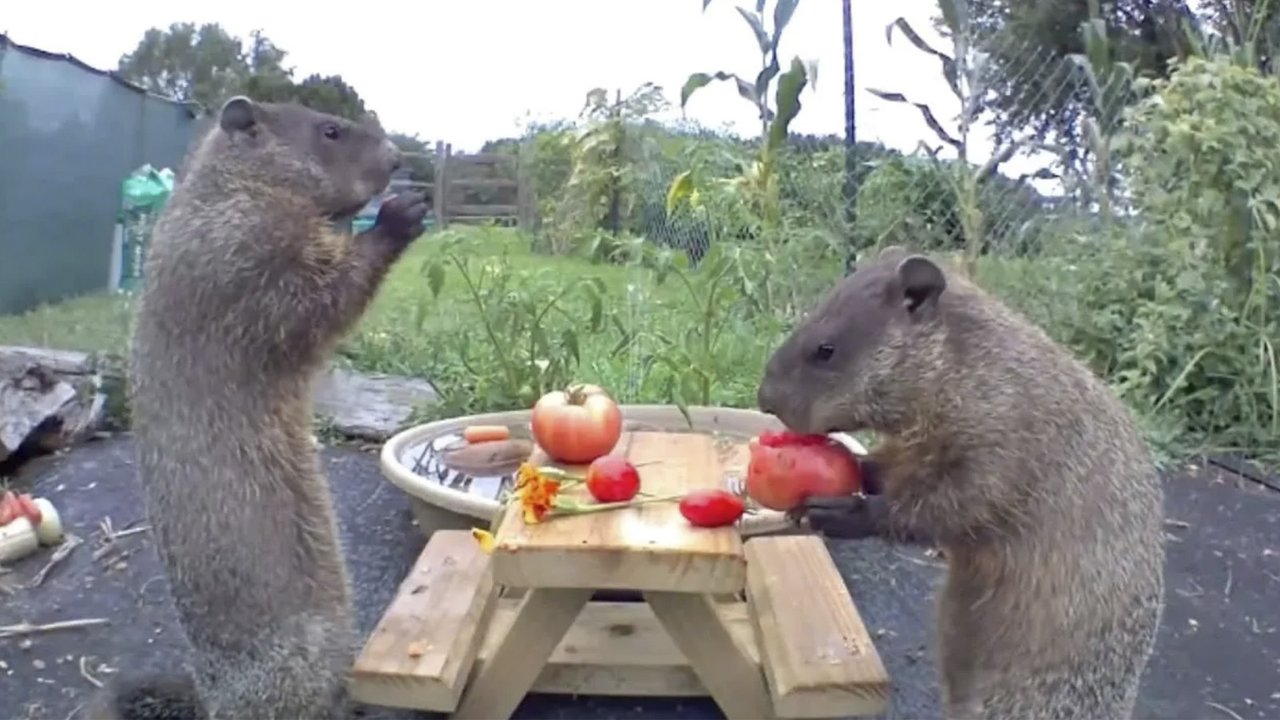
(668, 0, 817, 234)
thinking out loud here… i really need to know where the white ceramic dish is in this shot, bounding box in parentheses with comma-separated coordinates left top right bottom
(378, 405, 866, 538)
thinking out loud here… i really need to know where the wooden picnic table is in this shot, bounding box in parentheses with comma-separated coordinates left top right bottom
(348, 430, 890, 720)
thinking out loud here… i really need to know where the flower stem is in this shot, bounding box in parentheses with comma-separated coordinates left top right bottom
(552, 493, 684, 516)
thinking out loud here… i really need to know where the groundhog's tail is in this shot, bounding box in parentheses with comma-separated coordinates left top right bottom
(86, 673, 207, 720)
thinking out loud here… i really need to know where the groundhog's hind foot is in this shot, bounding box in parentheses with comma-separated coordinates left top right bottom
(84, 672, 206, 720)
(956, 667, 1143, 720)
(195, 615, 355, 720)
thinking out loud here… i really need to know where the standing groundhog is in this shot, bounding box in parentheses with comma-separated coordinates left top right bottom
(88, 96, 428, 720)
(756, 245, 1165, 720)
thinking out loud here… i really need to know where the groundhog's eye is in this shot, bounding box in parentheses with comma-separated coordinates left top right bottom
(811, 343, 835, 363)
(322, 123, 342, 140)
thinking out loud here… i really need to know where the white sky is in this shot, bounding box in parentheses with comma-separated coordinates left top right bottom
(4, 0, 1043, 179)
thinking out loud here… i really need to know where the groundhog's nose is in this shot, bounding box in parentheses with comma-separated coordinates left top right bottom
(757, 381, 779, 417)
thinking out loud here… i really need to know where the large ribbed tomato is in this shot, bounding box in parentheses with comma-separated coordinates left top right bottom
(745, 431, 862, 511)
(531, 383, 623, 464)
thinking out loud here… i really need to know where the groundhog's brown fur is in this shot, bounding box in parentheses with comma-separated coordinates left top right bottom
(86, 96, 427, 720)
(757, 245, 1165, 720)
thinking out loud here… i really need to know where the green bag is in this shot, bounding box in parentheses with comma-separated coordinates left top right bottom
(121, 165, 175, 210)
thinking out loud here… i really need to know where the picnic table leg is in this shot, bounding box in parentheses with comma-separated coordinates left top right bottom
(451, 587, 593, 720)
(644, 591, 777, 720)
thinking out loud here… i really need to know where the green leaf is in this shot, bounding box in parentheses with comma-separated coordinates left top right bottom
(583, 276, 607, 296)
(935, 0, 961, 37)
(413, 295, 431, 331)
(865, 88, 962, 150)
(679, 370, 702, 408)
(681, 71, 732, 109)
(767, 57, 808, 154)
(560, 327, 581, 367)
(585, 287, 604, 331)
(609, 328, 633, 358)
(736, 7, 771, 54)
(676, 401, 694, 429)
(666, 169, 696, 216)
(425, 261, 446, 299)
(772, 0, 799, 46)
(755, 0, 766, 14)
(734, 74, 761, 107)
(885, 18, 959, 100)
(755, 55, 781, 103)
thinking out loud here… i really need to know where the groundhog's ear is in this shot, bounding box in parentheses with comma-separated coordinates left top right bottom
(896, 255, 946, 316)
(219, 96, 258, 135)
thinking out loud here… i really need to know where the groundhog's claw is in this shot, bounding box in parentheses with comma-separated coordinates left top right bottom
(792, 494, 884, 540)
(374, 191, 429, 246)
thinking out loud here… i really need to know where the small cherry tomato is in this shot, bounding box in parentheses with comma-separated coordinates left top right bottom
(586, 456, 641, 503)
(679, 488, 745, 528)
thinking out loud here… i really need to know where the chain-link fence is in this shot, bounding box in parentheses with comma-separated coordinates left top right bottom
(473, 9, 1140, 412)
(517, 29, 1126, 264)
(0, 34, 201, 315)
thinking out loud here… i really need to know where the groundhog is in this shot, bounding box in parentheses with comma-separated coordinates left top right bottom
(756, 245, 1166, 720)
(86, 96, 428, 720)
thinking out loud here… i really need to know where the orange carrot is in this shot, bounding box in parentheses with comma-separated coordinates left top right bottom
(463, 425, 512, 444)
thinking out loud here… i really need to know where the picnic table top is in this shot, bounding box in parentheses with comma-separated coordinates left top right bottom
(490, 431, 747, 593)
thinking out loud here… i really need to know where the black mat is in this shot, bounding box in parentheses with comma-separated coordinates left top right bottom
(2, 436, 1277, 720)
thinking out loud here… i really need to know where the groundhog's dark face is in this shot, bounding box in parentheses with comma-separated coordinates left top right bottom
(216, 96, 402, 219)
(756, 245, 948, 435)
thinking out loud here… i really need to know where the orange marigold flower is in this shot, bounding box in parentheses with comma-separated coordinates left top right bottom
(514, 462, 541, 490)
(512, 463, 561, 524)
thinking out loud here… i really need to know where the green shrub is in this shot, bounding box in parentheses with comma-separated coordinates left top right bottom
(980, 55, 1280, 462)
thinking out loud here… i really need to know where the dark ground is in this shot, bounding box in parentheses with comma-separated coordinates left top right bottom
(2, 434, 1277, 720)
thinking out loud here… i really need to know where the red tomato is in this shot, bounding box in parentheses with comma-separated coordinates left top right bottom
(585, 456, 641, 503)
(745, 434, 862, 511)
(756, 431, 831, 448)
(680, 488, 746, 528)
(16, 494, 42, 526)
(531, 383, 623, 464)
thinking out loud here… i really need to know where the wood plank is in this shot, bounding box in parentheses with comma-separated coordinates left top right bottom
(347, 530, 496, 712)
(455, 152, 516, 164)
(450, 177, 517, 189)
(451, 588, 593, 720)
(491, 431, 747, 594)
(447, 216, 518, 225)
(474, 598, 758, 697)
(745, 535, 891, 718)
(451, 203, 519, 216)
(646, 591, 777, 720)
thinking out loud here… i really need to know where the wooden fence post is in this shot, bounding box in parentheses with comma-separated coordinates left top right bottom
(434, 140, 450, 230)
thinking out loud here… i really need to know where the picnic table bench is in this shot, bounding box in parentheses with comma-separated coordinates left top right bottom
(347, 430, 890, 719)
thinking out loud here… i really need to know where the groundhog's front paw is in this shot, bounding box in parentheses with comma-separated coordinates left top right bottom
(373, 191, 429, 247)
(789, 494, 884, 540)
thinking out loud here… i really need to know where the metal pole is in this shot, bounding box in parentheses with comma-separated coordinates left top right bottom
(841, 0, 859, 275)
